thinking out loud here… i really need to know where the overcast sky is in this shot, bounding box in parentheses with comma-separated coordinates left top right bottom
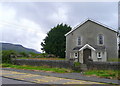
(0, 2, 118, 52)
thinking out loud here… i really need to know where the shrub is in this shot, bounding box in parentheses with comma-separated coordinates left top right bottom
(1, 50, 17, 64)
(74, 62, 81, 67)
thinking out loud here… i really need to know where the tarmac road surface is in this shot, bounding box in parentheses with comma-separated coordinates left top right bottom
(1, 70, 104, 84)
(1, 77, 34, 84)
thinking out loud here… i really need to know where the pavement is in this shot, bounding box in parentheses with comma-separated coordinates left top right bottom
(1, 68, 120, 85)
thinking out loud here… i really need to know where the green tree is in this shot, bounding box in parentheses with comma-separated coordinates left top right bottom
(41, 23, 71, 58)
(19, 52, 28, 57)
(1, 50, 17, 63)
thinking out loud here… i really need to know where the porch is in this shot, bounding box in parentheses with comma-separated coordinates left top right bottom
(69, 44, 107, 64)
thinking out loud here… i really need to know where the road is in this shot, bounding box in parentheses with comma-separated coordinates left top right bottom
(2, 77, 34, 84)
(1, 70, 104, 84)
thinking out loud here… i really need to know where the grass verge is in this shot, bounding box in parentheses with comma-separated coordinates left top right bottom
(1, 63, 120, 80)
(2, 63, 73, 73)
(108, 58, 120, 62)
(83, 70, 120, 80)
(17, 57, 65, 60)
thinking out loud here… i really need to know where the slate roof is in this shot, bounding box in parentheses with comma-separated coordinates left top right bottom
(73, 44, 106, 51)
(93, 45, 106, 51)
(73, 46, 83, 50)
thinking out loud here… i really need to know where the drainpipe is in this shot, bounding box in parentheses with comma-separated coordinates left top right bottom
(78, 51, 79, 62)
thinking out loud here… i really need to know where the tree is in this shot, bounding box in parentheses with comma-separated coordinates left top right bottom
(41, 23, 72, 58)
(19, 52, 28, 57)
(1, 50, 17, 63)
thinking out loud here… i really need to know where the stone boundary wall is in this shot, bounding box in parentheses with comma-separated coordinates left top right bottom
(86, 61, 120, 70)
(13, 59, 120, 70)
(13, 59, 74, 69)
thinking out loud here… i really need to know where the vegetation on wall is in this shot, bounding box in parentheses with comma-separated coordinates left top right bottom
(74, 62, 81, 67)
(0, 50, 64, 63)
(41, 23, 72, 58)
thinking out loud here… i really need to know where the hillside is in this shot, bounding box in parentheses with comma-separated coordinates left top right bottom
(0, 42, 40, 53)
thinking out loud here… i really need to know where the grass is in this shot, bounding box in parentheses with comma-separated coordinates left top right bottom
(1, 63, 73, 73)
(1, 63, 120, 80)
(108, 58, 120, 62)
(17, 57, 65, 60)
(83, 70, 120, 80)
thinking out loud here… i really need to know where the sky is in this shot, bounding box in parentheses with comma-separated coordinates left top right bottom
(0, 2, 118, 52)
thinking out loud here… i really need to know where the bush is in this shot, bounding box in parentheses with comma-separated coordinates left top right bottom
(2, 63, 12, 67)
(1, 50, 17, 64)
(74, 62, 81, 67)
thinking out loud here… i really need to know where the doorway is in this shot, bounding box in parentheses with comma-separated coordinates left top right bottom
(83, 48, 91, 64)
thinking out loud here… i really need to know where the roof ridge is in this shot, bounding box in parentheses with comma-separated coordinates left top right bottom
(65, 18, 117, 36)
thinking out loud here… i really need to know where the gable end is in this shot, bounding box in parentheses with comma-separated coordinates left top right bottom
(65, 19, 117, 36)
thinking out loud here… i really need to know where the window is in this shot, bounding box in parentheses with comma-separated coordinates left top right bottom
(98, 34, 104, 45)
(74, 53, 78, 58)
(97, 52, 102, 58)
(77, 37, 81, 45)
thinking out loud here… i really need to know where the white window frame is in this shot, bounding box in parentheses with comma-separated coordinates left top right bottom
(97, 52, 102, 58)
(74, 53, 78, 58)
(97, 34, 104, 45)
(76, 36, 82, 46)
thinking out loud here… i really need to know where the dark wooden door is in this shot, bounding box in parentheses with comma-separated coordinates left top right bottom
(83, 48, 91, 64)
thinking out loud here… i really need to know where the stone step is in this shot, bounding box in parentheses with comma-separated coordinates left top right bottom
(80, 64, 87, 71)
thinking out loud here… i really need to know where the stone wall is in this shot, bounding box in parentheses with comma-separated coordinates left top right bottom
(13, 59, 74, 69)
(86, 61, 120, 70)
(13, 59, 120, 71)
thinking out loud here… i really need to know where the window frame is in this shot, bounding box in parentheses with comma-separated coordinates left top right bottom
(74, 53, 78, 58)
(97, 52, 102, 58)
(97, 34, 104, 45)
(77, 36, 82, 46)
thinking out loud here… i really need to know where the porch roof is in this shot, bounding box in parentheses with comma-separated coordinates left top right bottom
(73, 44, 106, 51)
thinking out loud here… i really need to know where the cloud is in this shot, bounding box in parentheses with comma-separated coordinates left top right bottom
(64, 2, 118, 29)
(0, 3, 46, 51)
(48, 5, 68, 24)
(0, 2, 118, 52)
(1, 18, 46, 51)
(0, 3, 16, 21)
(18, 18, 46, 51)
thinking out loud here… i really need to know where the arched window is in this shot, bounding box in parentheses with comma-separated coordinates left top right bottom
(98, 34, 104, 45)
(77, 37, 81, 45)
